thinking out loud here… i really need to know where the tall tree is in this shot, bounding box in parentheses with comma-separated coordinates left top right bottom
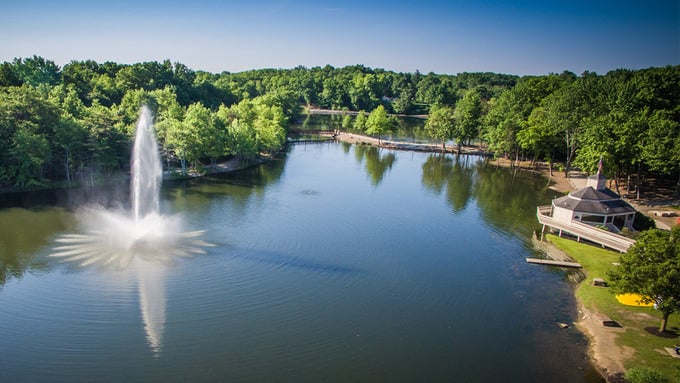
(62, 60, 101, 105)
(81, 101, 128, 176)
(519, 106, 562, 174)
(609, 227, 680, 333)
(0, 62, 22, 87)
(253, 102, 286, 155)
(641, 108, 680, 197)
(353, 110, 367, 131)
(424, 105, 455, 152)
(0, 86, 61, 187)
(532, 74, 600, 176)
(365, 105, 395, 146)
(53, 116, 88, 183)
(12, 56, 61, 87)
(482, 89, 523, 162)
(8, 124, 49, 188)
(453, 90, 482, 154)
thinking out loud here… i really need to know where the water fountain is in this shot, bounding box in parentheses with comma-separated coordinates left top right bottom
(52, 105, 211, 353)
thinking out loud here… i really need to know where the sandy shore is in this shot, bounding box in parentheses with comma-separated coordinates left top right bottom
(490, 158, 680, 383)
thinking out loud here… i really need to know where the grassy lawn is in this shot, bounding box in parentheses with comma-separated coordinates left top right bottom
(546, 234, 680, 382)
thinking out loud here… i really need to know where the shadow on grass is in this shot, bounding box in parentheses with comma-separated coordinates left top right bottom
(644, 327, 680, 338)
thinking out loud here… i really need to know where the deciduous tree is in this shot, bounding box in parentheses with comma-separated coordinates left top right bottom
(424, 105, 455, 152)
(453, 90, 482, 154)
(365, 105, 395, 146)
(609, 226, 680, 332)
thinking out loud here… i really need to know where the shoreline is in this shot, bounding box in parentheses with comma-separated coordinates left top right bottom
(491, 159, 627, 382)
(492, 159, 678, 383)
(317, 132, 672, 381)
(225, 134, 670, 382)
(5, 128, 675, 380)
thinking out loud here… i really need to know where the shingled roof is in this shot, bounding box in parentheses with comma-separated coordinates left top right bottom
(553, 186, 636, 215)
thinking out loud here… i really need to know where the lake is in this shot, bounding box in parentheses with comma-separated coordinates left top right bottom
(0, 118, 603, 382)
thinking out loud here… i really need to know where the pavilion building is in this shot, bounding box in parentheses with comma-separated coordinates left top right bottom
(536, 162, 637, 252)
(549, 170, 636, 232)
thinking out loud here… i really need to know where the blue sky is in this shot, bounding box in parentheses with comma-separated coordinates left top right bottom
(1, 0, 678, 75)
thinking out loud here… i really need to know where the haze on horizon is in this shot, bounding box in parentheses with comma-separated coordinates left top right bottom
(1, 0, 678, 76)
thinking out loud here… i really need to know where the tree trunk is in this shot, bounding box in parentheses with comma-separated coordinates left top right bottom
(659, 311, 670, 333)
(564, 132, 571, 178)
(442, 141, 446, 154)
(614, 170, 620, 195)
(180, 159, 187, 175)
(456, 142, 461, 156)
(636, 164, 642, 200)
(64, 148, 71, 183)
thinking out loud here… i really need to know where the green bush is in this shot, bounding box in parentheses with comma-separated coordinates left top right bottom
(619, 227, 639, 239)
(625, 367, 668, 383)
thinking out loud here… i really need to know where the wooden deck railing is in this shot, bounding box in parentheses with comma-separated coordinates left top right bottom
(536, 206, 636, 253)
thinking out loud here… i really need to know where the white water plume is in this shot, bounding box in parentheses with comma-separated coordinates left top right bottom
(51, 105, 212, 354)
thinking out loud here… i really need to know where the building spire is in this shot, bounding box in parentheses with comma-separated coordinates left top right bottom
(597, 156, 603, 174)
(586, 156, 607, 190)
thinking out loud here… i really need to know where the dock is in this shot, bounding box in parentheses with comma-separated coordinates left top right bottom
(526, 258, 582, 268)
(536, 206, 635, 253)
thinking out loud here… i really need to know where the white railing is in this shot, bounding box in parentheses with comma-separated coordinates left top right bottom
(537, 206, 636, 253)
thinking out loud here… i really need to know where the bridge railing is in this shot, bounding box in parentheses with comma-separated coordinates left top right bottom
(537, 206, 635, 253)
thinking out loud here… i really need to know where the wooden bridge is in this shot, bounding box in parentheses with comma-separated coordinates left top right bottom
(288, 129, 338, 136)
(287, 129, 338, 144)
(536, 206, 636, 253)
(287, 130, 492, 156)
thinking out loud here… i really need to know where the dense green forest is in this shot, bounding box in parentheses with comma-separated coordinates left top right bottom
(0, 56, 678, 196)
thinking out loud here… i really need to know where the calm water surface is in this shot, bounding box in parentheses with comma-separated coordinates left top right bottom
(0, 139, 603, 382)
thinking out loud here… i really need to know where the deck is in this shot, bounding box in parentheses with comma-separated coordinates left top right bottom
(525, 258, 582, 268)
(536, 206, 636, 253)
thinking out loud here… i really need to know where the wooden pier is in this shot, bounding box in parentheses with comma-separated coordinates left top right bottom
(525, 258, 582, 268)
(536, 206, 635, 253)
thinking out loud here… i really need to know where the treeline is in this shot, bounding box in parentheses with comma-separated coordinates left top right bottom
(0, 56, 678, 196)
(0, 56, 517, 190)
(489, 67, 680, 196)
(424, 67, 680, 196)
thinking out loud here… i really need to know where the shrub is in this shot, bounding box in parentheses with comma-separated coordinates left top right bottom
(624, 367, 668, 383)
(619, 227, 639, 239)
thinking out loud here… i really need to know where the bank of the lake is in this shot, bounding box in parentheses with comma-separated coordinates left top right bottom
(295, 124, 680, 382)
(0, 141, 604, 382)
(480, 154, 680, 382)
(544, 235, 680, 383)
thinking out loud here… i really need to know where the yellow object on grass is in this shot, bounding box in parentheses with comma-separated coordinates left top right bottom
(616, 293, 654, 307)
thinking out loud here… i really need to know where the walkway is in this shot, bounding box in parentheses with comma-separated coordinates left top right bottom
(289, 129, 491, 156)
(536, 206, 636, 253)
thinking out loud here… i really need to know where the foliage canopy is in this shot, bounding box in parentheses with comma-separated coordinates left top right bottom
(609, 226, 680, 332)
